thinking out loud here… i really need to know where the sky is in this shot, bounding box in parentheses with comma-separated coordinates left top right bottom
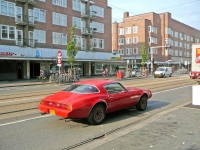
(108, 0, 200, 30)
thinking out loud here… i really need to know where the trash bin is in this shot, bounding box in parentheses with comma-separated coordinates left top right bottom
(117, 72, 124, 79)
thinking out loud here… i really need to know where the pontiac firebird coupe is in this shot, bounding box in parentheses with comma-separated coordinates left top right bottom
(38, 79, 152, 125)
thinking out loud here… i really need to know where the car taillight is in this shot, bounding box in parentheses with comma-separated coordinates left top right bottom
(55, 103, 72, 111)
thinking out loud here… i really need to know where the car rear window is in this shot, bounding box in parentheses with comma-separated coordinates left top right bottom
(156, 68, 165, 71)
(63, 84, 99, 93)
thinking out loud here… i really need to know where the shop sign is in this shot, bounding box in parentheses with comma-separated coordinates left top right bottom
(0, 52, 13, 56)
(110, 57, 121, 60)
(36, 50, 41, 58)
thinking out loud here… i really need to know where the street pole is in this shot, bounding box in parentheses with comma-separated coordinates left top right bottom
(150, 44, 171, 75)
(151, 48, 153, 75)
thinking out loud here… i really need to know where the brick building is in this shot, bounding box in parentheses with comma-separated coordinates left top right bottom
(0, 0, 119, 80)
(112, 12, 200, 71)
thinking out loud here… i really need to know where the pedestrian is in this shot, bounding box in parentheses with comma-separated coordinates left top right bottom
(40, 69, 44, 77)
(115, 65, 119, 75)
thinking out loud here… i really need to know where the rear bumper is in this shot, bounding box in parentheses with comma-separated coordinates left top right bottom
(38, 104, 70, 118)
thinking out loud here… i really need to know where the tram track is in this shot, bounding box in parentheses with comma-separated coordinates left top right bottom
(0, 77, 195, 121)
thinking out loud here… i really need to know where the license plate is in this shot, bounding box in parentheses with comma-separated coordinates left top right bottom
(49, 109, 55, 115)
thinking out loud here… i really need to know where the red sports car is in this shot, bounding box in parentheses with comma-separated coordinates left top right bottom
(38, 79, 152, 125)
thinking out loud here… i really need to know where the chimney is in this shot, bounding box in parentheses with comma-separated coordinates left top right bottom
(124, 12, 129, 18)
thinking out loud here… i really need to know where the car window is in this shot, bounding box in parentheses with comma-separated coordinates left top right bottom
(156, 68, 164, 71)
(104, 83, 126, 94)
(63, 84, 99, 93)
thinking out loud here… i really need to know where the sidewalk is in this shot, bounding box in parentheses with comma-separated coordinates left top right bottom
(0, 75, 150, 88)
(77, 102, 200, 150)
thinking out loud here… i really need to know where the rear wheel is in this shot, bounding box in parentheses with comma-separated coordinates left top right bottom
(136, 95, 148, 111)
(88, 104, 105, 125)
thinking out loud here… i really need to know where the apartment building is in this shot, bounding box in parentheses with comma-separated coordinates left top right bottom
(112, 12, 200, 70)
(0, 0, 119, 80)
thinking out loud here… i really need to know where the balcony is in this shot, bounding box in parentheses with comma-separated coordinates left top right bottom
(28, 0, 38, 5)
(28, 39, 37, 48)
(28, 16, 36, 27)
(81, 10, 89, 18)
(16, 38, 26, 47)
(15, 15, 27, 26)
(15, 0, 26, 2)
(81, 45, 93, 51)
(81, 27, 96, 36)
(80, 0, 88, 3)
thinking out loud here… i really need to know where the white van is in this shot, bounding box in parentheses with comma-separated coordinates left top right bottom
(154, 67, 172, 78)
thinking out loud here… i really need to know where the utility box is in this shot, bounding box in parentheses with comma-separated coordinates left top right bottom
(117, 72, 124, 79)
(192, 85, 200, 105)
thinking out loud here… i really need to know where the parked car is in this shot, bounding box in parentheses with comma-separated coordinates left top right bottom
(154, 67, 172, 78)
(38, 79, 152, 125)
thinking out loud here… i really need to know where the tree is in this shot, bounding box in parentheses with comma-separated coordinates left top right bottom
(141, 43, 148, 67)
(66, 25, 78, 69)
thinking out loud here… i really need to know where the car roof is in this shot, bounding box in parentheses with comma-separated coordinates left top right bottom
(75, 79, 118, 87)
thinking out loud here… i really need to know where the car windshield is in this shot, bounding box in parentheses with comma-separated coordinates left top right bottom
(156, 68, 165, 71)
(63, 84, 99, 93)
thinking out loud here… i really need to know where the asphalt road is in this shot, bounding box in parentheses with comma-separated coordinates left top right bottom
(0, 75, 197, 150)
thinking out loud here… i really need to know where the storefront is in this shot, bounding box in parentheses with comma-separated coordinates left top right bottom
(0, 45, 122, 80)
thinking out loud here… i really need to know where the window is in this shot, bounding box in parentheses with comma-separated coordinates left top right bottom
(91, 22, 104, 33)
(179, 51, 182, 56)
(187, 44, 190, 49)
(126, 48, 132, 55)
(187, 35, 190, 41)
(53, 12, 67, 26)
(92, 38, 104, 49)
(1, 25, 15, 40)
(118, 49, 124, 55)
(133, 37, 138, 44)
(126, 27, 131, 34)
(165, 28, 171, 35)
(175, 41, 178, 47)
(104, 83, 125, 94)
(34, 30, 46, 43)
(73, 35, 81, 47)
(179, 42, 182, 48)
(118, 28, 124, 35)
(175, 50, 178, 56)
(118, 38, 124, 45)
(94, 6, 104, 18)
(99, 39, 104, 49)
(197, 39, 199, 43)
(126, 38, 132, 44)
(53, 32, 66, 45)
(175, 32, 179, 38)
(133, 26, 138, 33)
(73, 17, 81, 29)
(187, 52, 190, 57)
(0, 1, 14, 17)
(34, 8, 46, 22)
(179, 33, 182, 39)
(133, 48, 138, 54)
(53, 0, 67, 7)
(148, 37, 157, 44)
(148, 26, 157, 33)
(72, 0, 80, 11)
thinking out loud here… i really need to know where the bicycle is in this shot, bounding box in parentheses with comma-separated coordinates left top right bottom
(36, 75, 47, 82)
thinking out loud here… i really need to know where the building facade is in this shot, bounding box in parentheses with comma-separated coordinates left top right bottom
(0, 0, 120, 80)
(112, 12, 200, 71)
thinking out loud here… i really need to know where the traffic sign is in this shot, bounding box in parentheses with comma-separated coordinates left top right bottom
(57, 58, 62, 64)
(57, 50, 62, 57)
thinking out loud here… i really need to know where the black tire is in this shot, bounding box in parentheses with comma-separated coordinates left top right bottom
(87, 104, 105, 125)
(136, 95, 148, 111)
